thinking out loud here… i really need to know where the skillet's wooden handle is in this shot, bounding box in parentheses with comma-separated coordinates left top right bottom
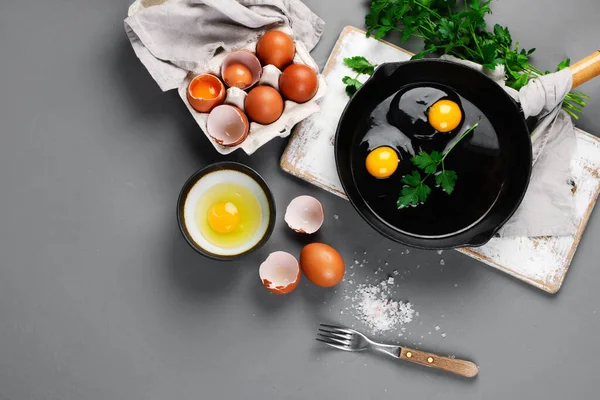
(399, 347, 479, 378)
(570, 50, 600, 88)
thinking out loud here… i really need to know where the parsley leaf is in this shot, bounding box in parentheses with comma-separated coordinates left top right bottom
(342, 76, 362, 96)
(493, 24, 512, 46)
(412, 151, 443, 174)
(436, 169, 458, 194)
(344, 56, 376, 75)
(437, 18, 459, 42)
(557, 58, 571, 71)
(342, 56, 377, 97)
(480, 42, 501, 69)
(397, 171, 432, 209)
(402, 170, 423, 187)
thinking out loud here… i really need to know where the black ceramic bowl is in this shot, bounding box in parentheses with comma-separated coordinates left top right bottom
(177, 162, 276, 260)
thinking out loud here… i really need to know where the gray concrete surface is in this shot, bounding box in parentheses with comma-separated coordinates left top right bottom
(1, 0, 599, 399)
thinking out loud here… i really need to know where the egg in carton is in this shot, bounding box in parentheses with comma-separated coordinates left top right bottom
(177, 26, 327, 155)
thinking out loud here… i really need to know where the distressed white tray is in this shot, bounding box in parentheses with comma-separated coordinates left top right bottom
(281, 26, 600, 294)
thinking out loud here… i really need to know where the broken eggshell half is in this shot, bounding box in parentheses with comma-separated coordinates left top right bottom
(259, 251, 300, 294)
(206, 105, 250, 147)
(220, 50, 262, 90)
(284, 195, 324, 234)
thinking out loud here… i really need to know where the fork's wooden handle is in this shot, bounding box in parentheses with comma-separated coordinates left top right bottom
(570, 50, 600, 88)
(399, 347, 479, 378)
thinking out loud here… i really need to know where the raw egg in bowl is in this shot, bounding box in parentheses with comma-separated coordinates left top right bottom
(177, 162, 276, 260)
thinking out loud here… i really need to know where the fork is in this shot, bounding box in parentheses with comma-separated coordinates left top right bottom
(316, 324, 479, 378)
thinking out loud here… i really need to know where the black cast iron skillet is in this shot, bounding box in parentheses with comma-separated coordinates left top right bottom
(335, 53, 600, 249)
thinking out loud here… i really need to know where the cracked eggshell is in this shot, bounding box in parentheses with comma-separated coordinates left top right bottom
(284, 195, 324, 234)
(221, 50, 262, 90)
(206, 105, 249, 147)
(259, 251, 300, 294)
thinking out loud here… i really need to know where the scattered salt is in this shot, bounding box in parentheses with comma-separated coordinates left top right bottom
(393, 270, 400, 276)
(415, 311, 420, 317)
(439, 259, 445, 266)
(387, 277, 394, 284)
(441, 333, 447, 338)
(435, 326, 441, 331)
(348, 280, 415, 335)
(384, 261, 389, 266)
(405, 249, 410, 254)
(437, 250, 443, 255)
(348, 280, 353, 284)
(354, 260, 359, 265)
(333, 214, 339, 220)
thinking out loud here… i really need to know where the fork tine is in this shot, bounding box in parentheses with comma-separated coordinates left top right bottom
(316, 333, 352, 346)
(317, 328, 352, 340)
(319, 323, 353, 334)
(315, 338, 353, 352)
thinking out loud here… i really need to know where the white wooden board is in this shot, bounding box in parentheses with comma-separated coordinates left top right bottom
(281, 26, 600, 294)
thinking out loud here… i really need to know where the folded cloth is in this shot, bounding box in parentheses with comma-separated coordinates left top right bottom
(441, 55, 577, 237)
(124, 0, 325, 91)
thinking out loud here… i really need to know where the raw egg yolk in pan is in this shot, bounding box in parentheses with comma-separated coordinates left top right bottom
(365, 146, 399, 179)
(428, 99, 462, 132)
(208, 202, 240, 234)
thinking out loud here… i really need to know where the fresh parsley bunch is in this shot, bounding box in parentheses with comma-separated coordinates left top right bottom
(365, 0, 588, 118)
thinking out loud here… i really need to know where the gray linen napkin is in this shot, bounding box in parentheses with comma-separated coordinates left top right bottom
(124, 0, 325, 91)
(442, 55, 577, 237)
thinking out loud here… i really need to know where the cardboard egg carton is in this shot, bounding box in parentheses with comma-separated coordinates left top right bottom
(127, 0, 326, 155)
(176, 26, 326, 155)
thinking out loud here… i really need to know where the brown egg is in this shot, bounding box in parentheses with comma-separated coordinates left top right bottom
(300, 243, 345, 288)
(244, 86, 284, 125)
(256, 30, 296, 70)
(279, 64, 319, 103)
(223, 63, 253, 89)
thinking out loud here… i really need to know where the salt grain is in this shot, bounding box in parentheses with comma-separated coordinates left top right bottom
(439, 259, 445, 266)
(333, 214, 339, 220)
(435, 326, 441, 331)
(437, 250, 443, 255)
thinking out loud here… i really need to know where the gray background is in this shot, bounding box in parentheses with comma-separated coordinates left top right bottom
(1, 0, 599, 399)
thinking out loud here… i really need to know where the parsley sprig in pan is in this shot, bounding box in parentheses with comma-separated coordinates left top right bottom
(365, 0, 588, 119)
(397, 119, 480, 208)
